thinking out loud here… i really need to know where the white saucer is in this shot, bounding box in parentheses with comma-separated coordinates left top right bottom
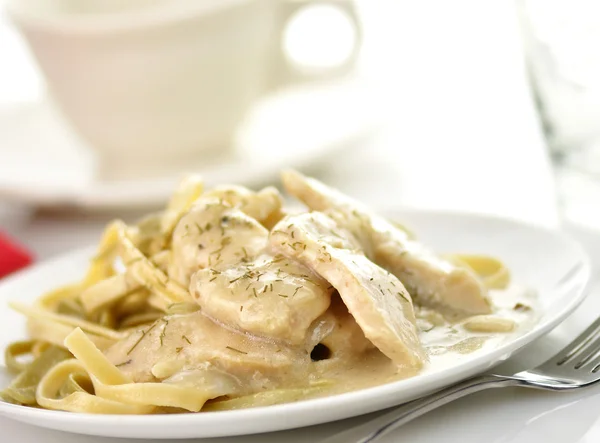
(0, 81, 377, 211)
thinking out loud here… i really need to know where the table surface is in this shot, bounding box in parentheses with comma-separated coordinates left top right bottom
(3, 1, 599, 442)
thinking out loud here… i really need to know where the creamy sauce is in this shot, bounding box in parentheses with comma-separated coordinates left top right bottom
(104, 284, 537, 406)
(417, 284, 538, 376)
(304, 284, 538, 398)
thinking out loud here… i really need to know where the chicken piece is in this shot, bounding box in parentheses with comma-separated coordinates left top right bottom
(190, 254, 333, 346)
(104, 311, 310, 393)
(203, 185, 283, 226)
(315, 296, 376, 358)
(281, 170, 491, 316)
(168, 198, 268, 286)
(375, 241, 491, 316)
(270, 212, 426, 369)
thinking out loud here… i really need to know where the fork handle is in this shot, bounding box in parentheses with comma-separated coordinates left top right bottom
(320, 375, 517, 443)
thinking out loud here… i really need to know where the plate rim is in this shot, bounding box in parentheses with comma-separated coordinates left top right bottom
(0, 209, 592, 438)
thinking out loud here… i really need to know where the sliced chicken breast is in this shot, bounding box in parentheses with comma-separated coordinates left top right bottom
(203, 185, 283, 226)
(105, 311, 309, 393)
(281, 170, 491, 316)
(315, 296, 376, 358)
(190, 254, 333, 346)
(270, 212, 426, 369)
(168, 198, 268, 286)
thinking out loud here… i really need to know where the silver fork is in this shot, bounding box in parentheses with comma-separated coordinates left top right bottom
(322, 316, 600, 443)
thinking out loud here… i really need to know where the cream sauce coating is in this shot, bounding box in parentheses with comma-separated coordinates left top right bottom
(104, 285, 536, 404)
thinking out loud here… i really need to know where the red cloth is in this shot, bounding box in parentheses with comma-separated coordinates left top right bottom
(0, 232, 33, 278)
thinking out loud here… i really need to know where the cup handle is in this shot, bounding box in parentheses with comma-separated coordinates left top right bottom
(265, 0, 362, 92)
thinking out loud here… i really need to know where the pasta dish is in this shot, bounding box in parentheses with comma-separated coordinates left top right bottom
(0, 170, 536, 414)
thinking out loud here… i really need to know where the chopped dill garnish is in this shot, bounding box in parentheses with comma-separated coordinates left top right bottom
(226, 346, 247, 354)
(210, 247, 224, 256)
(514, 302, 531, 312)
(126, 323, 158, 355)
(182, 335, 191, 344)
(397, 292, 410, 302)
(278, 293, 288, 298)
(116, 359, 132, 367)
(159, 319, 169, 346)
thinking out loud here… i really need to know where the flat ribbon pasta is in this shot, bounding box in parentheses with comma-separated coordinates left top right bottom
(446, 254, 510, 289)
(11, 302, 126, 341)
(114, 221, 191, 304)
(26, 317, 115, 350)
(203, 381, 333, 411)
(4, 341, 35, 374)
(62, 328, 229, 413)
(1, 346, 71, 405)
(36, 359, 153, 414)
(160, 174, 204, 239)
(80, 274, 138, 314)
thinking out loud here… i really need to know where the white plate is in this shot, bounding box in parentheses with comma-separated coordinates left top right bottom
(0, 210, 591, 439)
(0, 81, 377, 211)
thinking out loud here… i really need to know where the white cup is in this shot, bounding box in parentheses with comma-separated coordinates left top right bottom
(6, 0, 361, 178)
